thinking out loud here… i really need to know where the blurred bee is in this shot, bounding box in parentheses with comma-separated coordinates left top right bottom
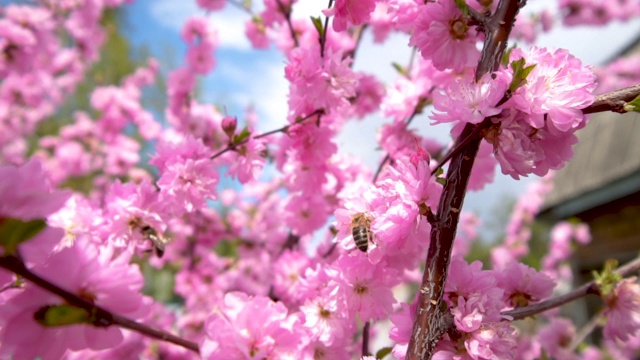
(350, 213, 374, 252)
(140, 225, 168, 258)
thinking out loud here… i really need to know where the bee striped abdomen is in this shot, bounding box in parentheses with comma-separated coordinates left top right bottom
(352, 225, 372, 252)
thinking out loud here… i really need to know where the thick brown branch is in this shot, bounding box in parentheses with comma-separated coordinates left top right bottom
(583, 84, 640, 114)
(476, 0, 524, 80)
(0, 256, 200, 354)
(406, 124, 482, 359)
(407, 1, 522, 359)
(503, 256, 640, 321)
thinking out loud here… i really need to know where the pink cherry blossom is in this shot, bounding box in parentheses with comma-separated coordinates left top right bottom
(431, 72, 507, 125)
(602, 277, 640, 342)
(496, 262, 556, 308)
(508, 46, 596, 132)
(200, 292, 307, 359)
(334, 254, 398, 322)
(410, 0, 481, 71)
(327, 0, 377, 32)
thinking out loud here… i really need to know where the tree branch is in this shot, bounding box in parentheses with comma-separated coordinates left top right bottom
(0, 255, 200, 354)
(583, 84, 640, 114)
(502, 256, 640, 321)
(362, 321, 371, 357)
(275, 0, 299, 48)
(210, 109, 323, 160)
(319, 0, 335, 58)
(406, 1, 522, 359)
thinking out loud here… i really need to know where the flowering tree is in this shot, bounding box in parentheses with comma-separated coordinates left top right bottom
(2, 0, 640, 359)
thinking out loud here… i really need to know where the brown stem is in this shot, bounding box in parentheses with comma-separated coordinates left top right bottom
(0, 256, 200, 354)
(319, 0, 335, 58)
(362, 321, 370, 357)
(406, 1, 522, 359)
(275, 0, 299, 48)
(210, 109, 323, 160)
(406, 123, 482, 360)
(429, 119, 493, 177)
(583, 84, 640, 114)
(502, 256, 640, 321)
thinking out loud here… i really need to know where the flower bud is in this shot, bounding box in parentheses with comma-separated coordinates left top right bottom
(221, 116, 237, 138)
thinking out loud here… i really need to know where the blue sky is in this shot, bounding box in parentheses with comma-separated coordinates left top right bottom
(121, 0, 640, 237)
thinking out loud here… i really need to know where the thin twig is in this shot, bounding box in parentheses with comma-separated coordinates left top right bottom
(362, 321, 371, 357)
(275, 0, 299, 48)
(502, 256, 640, 321)
(319, 0, 335, 58)
(0, 256, 200, 354)
(210, 109, 323, 160)
(429, 119, 493, 177)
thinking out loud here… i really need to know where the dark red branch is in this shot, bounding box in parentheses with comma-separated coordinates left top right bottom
(406, 1, 522, 359)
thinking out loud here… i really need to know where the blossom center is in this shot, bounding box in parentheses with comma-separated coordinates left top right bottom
(449, 18, 468, 40)
(354, 283, 368, 295)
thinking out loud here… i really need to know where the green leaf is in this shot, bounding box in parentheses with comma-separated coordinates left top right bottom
(454, 0, 468, 16)
(392, 62, 408, 77)
(375, 346, 393, 359)
(501, 45, 516, 67)
(310, 16, 324, 38)
(593, 259, 622, 297)
(436, 177, 447, 186)
(624, 94, 640, 113)
(232, 127, 251, 145)
(508, 58, 536, 92)
(34, 304, 91, 327)
(0, 218, 47, 255)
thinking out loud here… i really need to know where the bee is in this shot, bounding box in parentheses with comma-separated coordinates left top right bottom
(140, 225, 169, 258)
(350, 213, 374, 252)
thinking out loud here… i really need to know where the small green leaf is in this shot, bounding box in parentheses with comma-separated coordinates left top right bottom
(0, 218, 47, 255)
(624, 94, 640, 113)
(436, 177, 447, 186)
(310, 16, 324, 38)
(454, 0, 468, 16)
(232, 127, 251, 145)
(508, 58, 536, 92)
(593, 259, 622, 297)
(375, 346, 393, 359)
(34, 304, 91, 327)
(501, 45, 516, 66)
(391, 62, 408, 77)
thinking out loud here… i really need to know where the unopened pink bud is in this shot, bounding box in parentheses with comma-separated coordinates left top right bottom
(221, 116, 237, 138)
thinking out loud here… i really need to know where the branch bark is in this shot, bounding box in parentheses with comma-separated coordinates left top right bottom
(583, 84, 640, 114)
(406, 1, 522, 359)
